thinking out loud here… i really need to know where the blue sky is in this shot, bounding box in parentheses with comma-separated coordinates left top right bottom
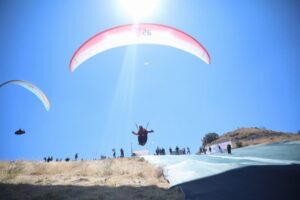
(0, 0, 299, 160)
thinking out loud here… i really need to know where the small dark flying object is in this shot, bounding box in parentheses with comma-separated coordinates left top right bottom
(15, 129, 25, 135)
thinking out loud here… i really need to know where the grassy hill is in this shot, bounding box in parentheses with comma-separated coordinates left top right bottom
(208, 127, 300, 148)
(0, 158, 183, 200)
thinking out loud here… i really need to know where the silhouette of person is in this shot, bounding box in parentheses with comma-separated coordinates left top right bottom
(187, 147, 190, 154)
(75, 153, 78, 161)
(169, 147, 173, 155)
(218, 145, 222, 153)
(175, 146, 179, 155)
(120, 148, 124, 158)
(199, 148, 202, 154)
(112, 149, 116, 158)
(132, 125, 154, 146)
(227, 144, 232, 154)
(156, 146, 160, 155)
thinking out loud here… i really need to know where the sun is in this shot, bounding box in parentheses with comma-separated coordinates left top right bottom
(118, 0, 160, 22)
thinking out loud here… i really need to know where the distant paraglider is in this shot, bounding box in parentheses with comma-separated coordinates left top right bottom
(0, 80, 50, 111)
(15, 129, 26, 135)
(70, 23, 211, 72)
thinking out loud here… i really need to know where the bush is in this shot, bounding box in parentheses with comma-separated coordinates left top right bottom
(202, 132, 219, 146)
(235, 141, 243, 148)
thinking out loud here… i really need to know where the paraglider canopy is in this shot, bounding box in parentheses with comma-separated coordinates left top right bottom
(70, 23, 210, 72)
(0, 80, 50, 111)
(15, 129, 25, 135)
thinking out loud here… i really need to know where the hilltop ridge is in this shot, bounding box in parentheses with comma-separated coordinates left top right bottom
(208, 127, 300, 148)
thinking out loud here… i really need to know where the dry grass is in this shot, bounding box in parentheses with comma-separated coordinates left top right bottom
(0, 158, 184, 199)
(0, 161, 24, 181)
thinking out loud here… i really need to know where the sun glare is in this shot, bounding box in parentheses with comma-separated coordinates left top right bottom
(118, 0, 160, 22)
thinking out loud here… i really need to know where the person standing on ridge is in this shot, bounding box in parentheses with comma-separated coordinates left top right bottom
(227, 144, 232, 154)
(112, 149, 116, 158)
(187, 147, 190, 154)
(120, 148, 124, 158)
(169, 147, 173, 155)
(175, 146, 179, 155)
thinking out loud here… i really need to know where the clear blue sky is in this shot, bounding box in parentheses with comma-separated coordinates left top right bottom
(1, 0, 299, 160)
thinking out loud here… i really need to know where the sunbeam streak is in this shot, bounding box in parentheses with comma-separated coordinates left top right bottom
(102, 45, 138, 148)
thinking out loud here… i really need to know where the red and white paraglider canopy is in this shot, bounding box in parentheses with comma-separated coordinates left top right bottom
(70, 23, 210, 72)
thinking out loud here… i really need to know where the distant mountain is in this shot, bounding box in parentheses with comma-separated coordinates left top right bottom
(208, 127, 300, 148)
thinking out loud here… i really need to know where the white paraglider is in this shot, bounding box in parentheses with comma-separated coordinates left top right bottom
(0, 80, 50, 111)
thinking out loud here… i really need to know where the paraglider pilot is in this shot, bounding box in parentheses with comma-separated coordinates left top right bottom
(15, 129, 25, 135)
(132, 125, 154, 146)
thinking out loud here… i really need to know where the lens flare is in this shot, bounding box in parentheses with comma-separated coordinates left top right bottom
(118, 0, 160, 21)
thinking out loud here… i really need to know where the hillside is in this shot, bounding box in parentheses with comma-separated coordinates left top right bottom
(0, 158, 183, 200)
(208, 127, 300, 148)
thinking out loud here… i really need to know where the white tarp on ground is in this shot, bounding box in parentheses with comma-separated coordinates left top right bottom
(207, 141, 232, 154)
(133, 149, 149, 156)
(143, 141, 300, 186)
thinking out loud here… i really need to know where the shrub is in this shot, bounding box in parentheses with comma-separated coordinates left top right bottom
(202, 132, 219, 146)
(235, 141, 243, 148)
